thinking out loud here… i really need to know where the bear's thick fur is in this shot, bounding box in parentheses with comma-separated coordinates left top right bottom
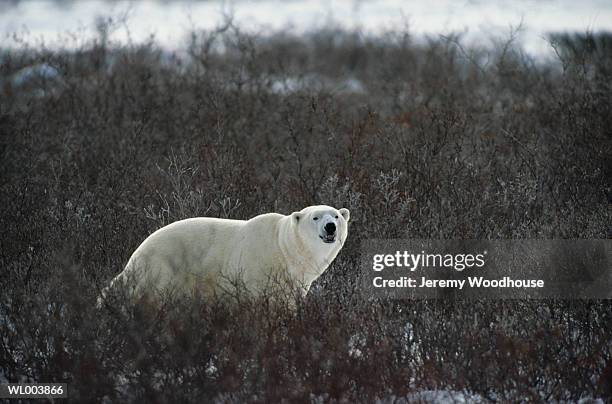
(100, 205, 349, 305)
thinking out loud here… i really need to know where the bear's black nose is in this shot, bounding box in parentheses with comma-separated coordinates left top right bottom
(325, 222, 336, 234)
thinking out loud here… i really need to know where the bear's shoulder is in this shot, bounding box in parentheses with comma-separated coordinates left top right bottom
(246, 212, 285, 226)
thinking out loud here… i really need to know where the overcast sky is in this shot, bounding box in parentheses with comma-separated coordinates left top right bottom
(1, 0, 611, 57)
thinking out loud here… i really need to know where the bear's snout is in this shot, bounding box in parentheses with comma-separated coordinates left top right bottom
(324, 222, 336, 234)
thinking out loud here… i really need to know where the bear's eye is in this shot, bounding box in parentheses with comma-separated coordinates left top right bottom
(335, 215, 339, 219)
(313, 217, 319, 221)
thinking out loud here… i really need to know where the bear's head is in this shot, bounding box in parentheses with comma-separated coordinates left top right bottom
(291, 205, 350, 246)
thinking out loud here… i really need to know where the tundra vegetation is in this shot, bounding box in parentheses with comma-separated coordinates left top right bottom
(1, 21, 611, 402)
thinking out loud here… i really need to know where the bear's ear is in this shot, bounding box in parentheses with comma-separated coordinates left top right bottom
(339, 208, 350, 222)
(291, 211, 301, 223)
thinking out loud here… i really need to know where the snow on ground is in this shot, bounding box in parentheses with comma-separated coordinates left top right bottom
(269, 75, 366, 95)
(11, 63, 61, 87)
(402, 390, 485, 403)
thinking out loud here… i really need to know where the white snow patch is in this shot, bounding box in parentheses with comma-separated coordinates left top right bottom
(348, 332, 366, 359)
(402, 390, 485, 403)
(11, 63, 61, 86)
(270, 75, 365, 95)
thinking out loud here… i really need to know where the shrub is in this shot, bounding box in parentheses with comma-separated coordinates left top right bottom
(1, 24, 610, 402)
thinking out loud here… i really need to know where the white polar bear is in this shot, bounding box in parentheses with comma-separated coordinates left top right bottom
(100, 205, 349, 305)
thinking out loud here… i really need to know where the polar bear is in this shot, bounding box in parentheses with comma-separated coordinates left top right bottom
(99, 205, 349, 306)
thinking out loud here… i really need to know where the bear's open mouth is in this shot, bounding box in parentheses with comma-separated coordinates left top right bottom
(320, 234, 336, 243)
